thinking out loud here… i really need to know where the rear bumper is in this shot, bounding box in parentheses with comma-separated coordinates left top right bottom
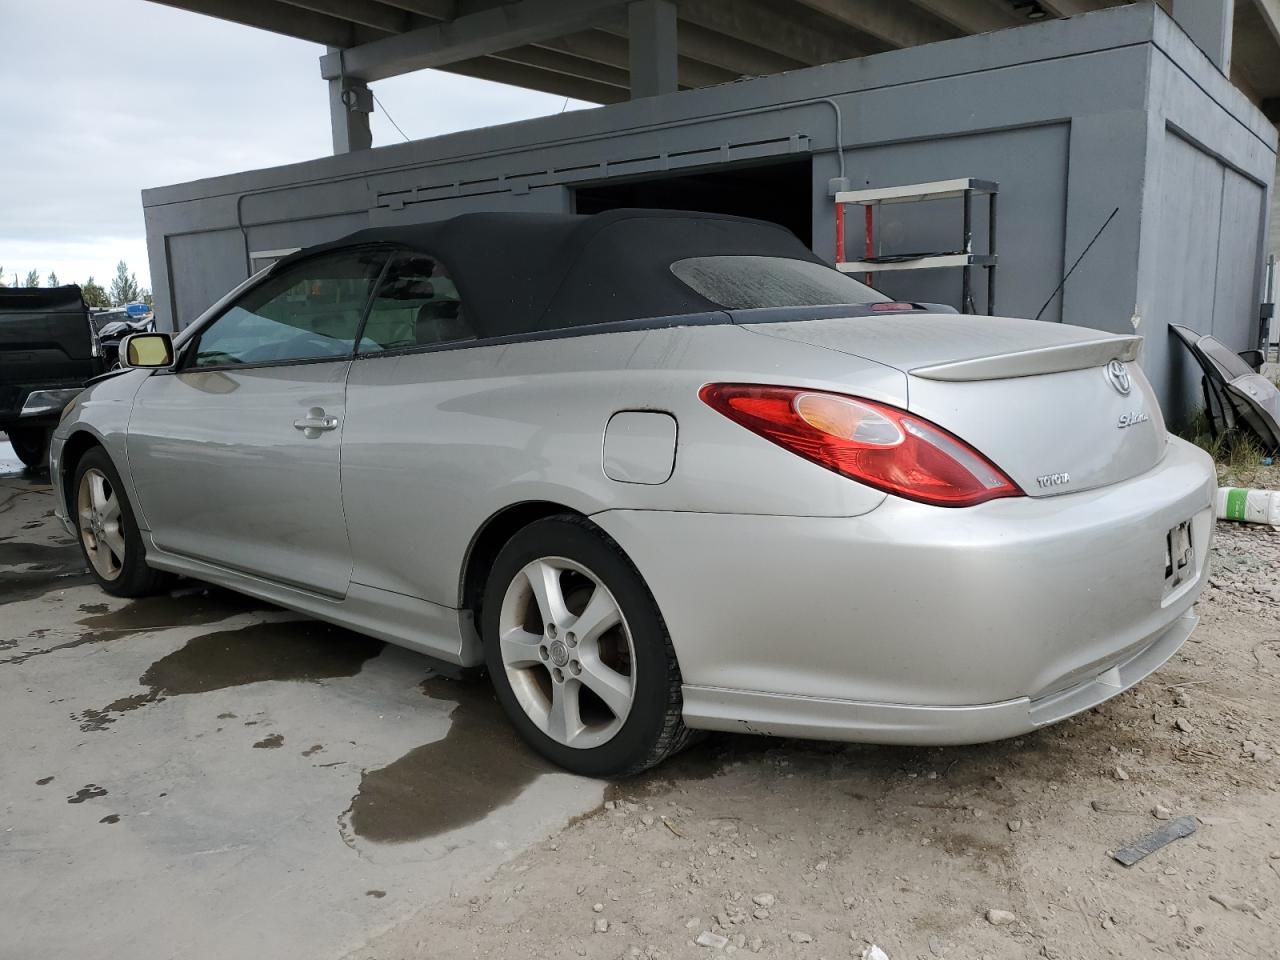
(593, 436, 1215, 745)
(682, 611, 1196, 744)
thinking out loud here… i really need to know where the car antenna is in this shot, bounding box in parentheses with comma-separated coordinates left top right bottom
(1033, 206, 1119, 322)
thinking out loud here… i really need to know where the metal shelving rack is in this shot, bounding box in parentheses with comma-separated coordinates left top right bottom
(834, 178, 999, 315)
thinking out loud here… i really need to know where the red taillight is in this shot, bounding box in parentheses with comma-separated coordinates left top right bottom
(699, 383, 1023, 507)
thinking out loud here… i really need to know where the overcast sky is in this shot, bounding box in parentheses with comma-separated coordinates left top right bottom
(0, 0, 589, 293)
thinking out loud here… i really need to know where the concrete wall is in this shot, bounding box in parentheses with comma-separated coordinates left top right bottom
(142, 2, 1276, 418)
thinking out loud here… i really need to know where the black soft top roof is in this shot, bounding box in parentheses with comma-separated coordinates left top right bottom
(0, 285, 87, 314)
(288, 209, 821, 339)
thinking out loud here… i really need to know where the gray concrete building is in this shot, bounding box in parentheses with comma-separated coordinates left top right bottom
(142, 0, 1280, 420)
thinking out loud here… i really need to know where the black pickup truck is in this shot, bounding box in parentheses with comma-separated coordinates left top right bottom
(1, 286, 103, 469)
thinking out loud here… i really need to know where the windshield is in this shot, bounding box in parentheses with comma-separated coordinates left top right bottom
(671, 255, 888, 310)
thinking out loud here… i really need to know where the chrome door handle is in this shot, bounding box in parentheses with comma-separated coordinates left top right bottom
(293, 407, 341, 437)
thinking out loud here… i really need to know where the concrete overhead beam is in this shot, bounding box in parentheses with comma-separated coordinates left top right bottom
(318, 0, 628, 82)
(441, 55, 627, 103)
(275, 0, 411, 34)
(489, 44, 630, 91)
(144, 0, 364, 47)
(598, 19, 804, 78)
(376, 0, 455, 17)
(542, 31, 736, 88)
(793, 0, 958, 48)
(678, 0, 873, 66)
(906, 0, 1024, 34)
(1036, 0, 1111, 16)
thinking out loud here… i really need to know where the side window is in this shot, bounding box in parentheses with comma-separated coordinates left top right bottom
(192, 249, 387, 368)
(358, 254, 474, 354)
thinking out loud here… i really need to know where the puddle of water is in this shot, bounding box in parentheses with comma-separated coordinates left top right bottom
(0, 541, 79, 568)
(0, 540, 90, 604)
(74, 619, 385, 731)
(4, 587, 275, 667)
(77, 587, 271, 633)
(345, 677, 551, 844)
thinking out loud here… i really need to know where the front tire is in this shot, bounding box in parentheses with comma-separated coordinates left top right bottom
(8, 427, 50, 470)
(72, 447, 171, 598)
(482, 515, 693, 778)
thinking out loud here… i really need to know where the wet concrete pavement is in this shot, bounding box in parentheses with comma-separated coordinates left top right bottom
(0, 449, 604, 960)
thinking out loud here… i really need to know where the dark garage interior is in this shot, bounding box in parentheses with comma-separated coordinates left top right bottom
(573, 157, 814, 246)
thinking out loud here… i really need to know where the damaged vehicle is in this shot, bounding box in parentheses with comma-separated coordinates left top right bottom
(51, 210, 1216, 777)
(1170, 324, 1280, 454)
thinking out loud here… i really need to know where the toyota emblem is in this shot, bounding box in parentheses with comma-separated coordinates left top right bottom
(1105, 359, 1131, 396)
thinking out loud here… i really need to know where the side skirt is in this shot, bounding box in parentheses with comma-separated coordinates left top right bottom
(143, 541, 484, 676)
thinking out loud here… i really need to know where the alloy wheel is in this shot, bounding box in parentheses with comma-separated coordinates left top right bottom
(77, 467, 125, 581)
(497, 556, 636, 749)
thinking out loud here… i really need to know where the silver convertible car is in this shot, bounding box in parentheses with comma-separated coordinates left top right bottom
(51, 210, 1215, 777)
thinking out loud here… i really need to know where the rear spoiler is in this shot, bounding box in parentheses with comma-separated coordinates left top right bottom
(910, 335, 1142, 382)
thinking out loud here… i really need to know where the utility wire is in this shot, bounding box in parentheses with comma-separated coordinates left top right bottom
(371, 90, 412, 143)
(1033, 206, 1119, 322)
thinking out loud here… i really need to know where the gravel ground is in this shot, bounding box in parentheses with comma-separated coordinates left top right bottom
(352, 511, 1280, 960)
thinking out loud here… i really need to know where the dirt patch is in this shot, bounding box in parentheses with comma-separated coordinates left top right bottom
(72, 620, 385, 731)
(343, 677, 551, 844)
(253, 733, 285, 749)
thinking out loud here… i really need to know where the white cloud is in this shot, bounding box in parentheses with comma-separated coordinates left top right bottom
(0, 0, 588, 292)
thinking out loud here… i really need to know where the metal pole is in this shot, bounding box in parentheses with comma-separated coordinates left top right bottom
(864, 204, 875, 288)
(987, 191, 998, 316)
(961, 188, 973, 314)
(1260, 254, 1275, 360)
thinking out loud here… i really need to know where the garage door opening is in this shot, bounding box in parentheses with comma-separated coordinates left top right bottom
(573, 158, 813, 246)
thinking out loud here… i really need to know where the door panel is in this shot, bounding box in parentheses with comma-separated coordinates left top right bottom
(128, 362, 353, 596)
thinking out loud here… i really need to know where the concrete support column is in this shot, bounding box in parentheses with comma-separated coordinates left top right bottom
(327, 46, 374, 154)
(628, 0, 677, 99)
(1171, 0, 1233, 74)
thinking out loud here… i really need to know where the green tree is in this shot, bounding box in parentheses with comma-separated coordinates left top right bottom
(109, 260, 141, 305)
(82, 276, 110, 308)
(141, 289, 154, 309)
(24, 269, 40, 288)
(47, 270, 59, 287)
(0, 267, 5, 287)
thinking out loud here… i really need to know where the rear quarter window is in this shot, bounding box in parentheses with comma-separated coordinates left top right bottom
(671, 255, 888, 310)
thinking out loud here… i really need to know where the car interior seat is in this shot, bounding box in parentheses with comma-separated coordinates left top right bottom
(415, 300, 471, 346)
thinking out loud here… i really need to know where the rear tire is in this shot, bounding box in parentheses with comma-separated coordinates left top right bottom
(72, 447, 171, 598)
(482, 515, 693, 778)
(8, 427, 50, 470)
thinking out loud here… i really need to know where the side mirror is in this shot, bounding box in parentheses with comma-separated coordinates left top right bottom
(120, 332, 175, 369)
